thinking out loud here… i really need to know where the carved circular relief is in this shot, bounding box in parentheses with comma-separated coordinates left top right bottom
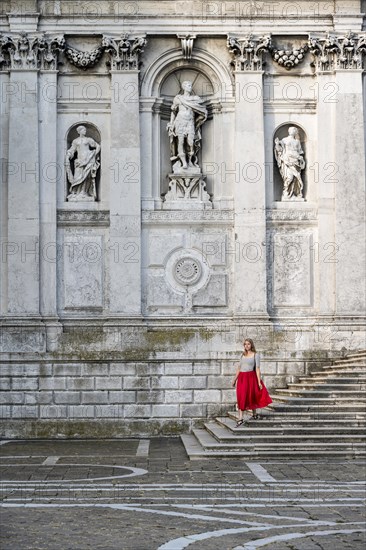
(174, 257, 202, 285)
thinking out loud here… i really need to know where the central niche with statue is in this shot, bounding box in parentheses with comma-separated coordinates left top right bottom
(160, 71, 213, 209)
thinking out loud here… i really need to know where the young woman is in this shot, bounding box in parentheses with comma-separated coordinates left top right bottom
(232, 338, 272, 428)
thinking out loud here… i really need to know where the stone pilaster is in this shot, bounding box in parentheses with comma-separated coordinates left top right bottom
(227, 35, 270, 318)
(2, 33, 41, 316)
(310, 33, 366, 318)
(103, 35, 146, 315)
(38, 36, 65, 348)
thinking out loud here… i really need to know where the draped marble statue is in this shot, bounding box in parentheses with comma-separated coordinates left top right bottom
(66, 125, 101, 201)
(274, 127, 305, 200)
(167, 81, 207, 173)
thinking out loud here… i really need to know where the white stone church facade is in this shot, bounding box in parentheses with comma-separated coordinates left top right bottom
(0, 0, 365, 437)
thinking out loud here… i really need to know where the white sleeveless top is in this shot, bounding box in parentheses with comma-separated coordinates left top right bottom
(239, 353, 260, 373)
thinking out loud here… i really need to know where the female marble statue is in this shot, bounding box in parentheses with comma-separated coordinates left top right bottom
(66, 125, 101, 201)
(274, 126, 305, 200)
(167, 81, 207, 173)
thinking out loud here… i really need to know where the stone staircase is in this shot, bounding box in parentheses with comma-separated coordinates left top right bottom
(181, 351, 366, 459)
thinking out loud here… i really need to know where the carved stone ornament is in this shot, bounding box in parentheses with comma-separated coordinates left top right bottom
(266, 209, 317, 222)
(163, 175, 212, 210)
(102, 34, 147, 70)
(57, 210, 110, 227)
(142, 210, 234, 223)
(308, 32, 366, 71)
(227, 34, 271, 71)
(174, 257, 202, 286)
(177, 34, 196, 59)
(271, 45, 308, 70)
(0, 32, 65, 70)
(65, 45, 104, 70)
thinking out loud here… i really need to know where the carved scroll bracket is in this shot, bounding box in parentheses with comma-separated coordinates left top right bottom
(177, 34, 196, 59)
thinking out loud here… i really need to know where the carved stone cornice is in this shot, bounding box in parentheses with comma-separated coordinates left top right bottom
(64, 45, 104, 70)
(309, 32, 366, 71)
(57, 210, 110, 227)
(227, 34, 271, 71)
(142, 210, 234, 224)
(177, 34, 196, 59)
(0, 32, 65, 71)
(266, 209, 317, 222)
(102, 34, 147, 71)
(270, 45, 308, 70)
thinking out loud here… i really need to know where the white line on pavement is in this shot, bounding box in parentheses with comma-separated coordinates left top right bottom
(232, 527, 366, 549)
(42, 456, 60, 466)
(136, 439, 150, 457)
(245, 463, 276, 482)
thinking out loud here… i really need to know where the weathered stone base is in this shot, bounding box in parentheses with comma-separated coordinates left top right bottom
(1, 319, 365, 438)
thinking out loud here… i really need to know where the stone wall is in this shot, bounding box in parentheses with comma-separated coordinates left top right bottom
(0, 1, 365, 437)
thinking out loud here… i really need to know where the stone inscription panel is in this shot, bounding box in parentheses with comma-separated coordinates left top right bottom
(272, 232, 313, 308)
(62, 233, 104, 310)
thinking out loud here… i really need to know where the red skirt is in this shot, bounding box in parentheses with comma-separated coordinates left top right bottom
(236, 371, 272, 411)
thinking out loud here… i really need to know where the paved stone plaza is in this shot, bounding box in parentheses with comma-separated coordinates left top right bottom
(1, 438, 365, 549)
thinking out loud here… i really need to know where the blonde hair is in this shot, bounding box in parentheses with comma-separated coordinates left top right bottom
(243, 338, 256, 355)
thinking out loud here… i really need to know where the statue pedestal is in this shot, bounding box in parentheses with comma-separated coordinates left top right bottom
(67, 193, 95, 202)
(162, 173, 212, 210)
(281, 196, 305, 202)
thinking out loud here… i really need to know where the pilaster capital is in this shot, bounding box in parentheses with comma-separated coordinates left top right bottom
(0, 31, 65, 71)
(102, 34, 147, 71)
(227, 34, 271, 72)
(308, 32, 366, 72)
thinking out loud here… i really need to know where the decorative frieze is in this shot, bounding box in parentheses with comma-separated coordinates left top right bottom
(0, 32, 65, 70)
(57, 210, 110, 227)
(142, 210, 234, 223)
(309, 32, 366, 71)
(102, 34, 147, 71)
(266, 209, 317, 222)
(227, 34, 271, 71)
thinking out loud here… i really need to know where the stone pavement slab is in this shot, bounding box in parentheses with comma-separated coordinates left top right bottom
(1, 438, 365, 549)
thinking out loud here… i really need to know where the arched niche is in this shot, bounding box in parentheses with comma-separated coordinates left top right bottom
(140, 49, 233, 206)
(273, 123, 307, 202)
(65, 122, 101, 202)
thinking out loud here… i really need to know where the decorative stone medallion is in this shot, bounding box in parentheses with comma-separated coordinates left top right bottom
(174, 257, 202, 286)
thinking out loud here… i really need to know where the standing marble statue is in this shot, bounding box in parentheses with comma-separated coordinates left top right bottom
(167, 81, 207, 173)
(274, 127, 305, 200)
(66, 125, 101, 201)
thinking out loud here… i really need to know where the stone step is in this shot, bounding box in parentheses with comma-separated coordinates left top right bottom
(310, 369, 366, 376)
(182, 352, 366, 460)
(267, 402, 366, 412)
(181, 434, 366, 460)
(344, 351, 366, 358)
(217, 417, 366, 432)
(333, 358, 366, 365)
(271, 394, 366, 402)
(297, 376, 366, 384)
(193, 428, 366, 455)
(205, 422, 366, 443)
(226, 411, 366, 422)
(287, 383, 366, 390)
(274, 389, 366, 398)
